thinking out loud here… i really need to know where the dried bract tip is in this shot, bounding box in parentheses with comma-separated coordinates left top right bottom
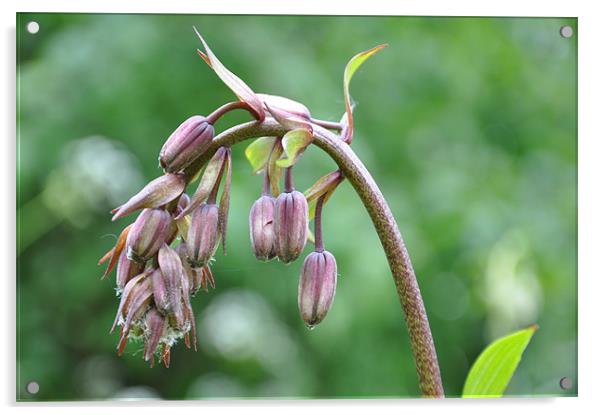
(187, 203, 220, 267)
(274, 190, 308, 263)
(99, 223, 133, 279)
(249, 195, 276, 261)
(111, 173, 185, 221)
(159, 116, 215, 173)
(126, 209, 173, 262)
(298, 250, 337, 328)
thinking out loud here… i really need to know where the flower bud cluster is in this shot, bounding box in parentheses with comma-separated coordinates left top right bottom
(100, 112, 227, 367)
(102, 57, 347, 368)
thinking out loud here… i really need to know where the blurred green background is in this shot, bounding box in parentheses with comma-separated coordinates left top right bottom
(16, 14, 577, 400)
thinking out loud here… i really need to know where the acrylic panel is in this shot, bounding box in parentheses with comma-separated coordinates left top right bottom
(16, 13, 577, 400)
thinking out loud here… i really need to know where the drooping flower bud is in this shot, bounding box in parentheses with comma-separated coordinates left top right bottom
(143, 308, 168, 363)
(159, 116, 214, 173)
(298, 250, 337, 328)
(158, 244, 185, 328)
(126, 208, 173, 262)
(177, 193, 191, 214)
(149, 268, 169, 314)
(249, 195, 276, 261)
(274, 190, 308, 263)
(111, 173, 185, 221)
(187, 203, 220, 267)
(116, 275, 153, 355)
(116, 251, 145, 291)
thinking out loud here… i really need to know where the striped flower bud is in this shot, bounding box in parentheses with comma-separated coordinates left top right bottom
(116, 251, 145, 291)
(111, 173, 185, 221)
(274, 190, 308, 263)
(159, 115, 214, 173)
(158, 244, 185, 328)
(187, 203, 220, 267)
(126, 208, 173, 262)
(143, 308, 168, 363)
(249, 195, 276, 261)
(298, 250, 337, 328)
(149, 268, 169, 314)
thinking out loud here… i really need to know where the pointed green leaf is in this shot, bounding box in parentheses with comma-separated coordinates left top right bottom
(276, 129, 313, 168)
(307, 185, 337, 222)
(304, 170, 344, 203)
(244, 137, 277, 174)
(462, 325, 538, 398)
(175, 215, 191, 242)
(193, 27, 265, 121)
(218, 149, 232, 255)
(342, 44, 387, 143)
(307, 228, 315, 244)
(268, 140, 283, 196)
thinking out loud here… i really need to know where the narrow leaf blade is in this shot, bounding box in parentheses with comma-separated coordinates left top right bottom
(276, 129, 313, 168)
(342, 44, 387, 143)
(244, 137, 276, 174)
(462, 325, 538, 398)
(193, 27, 265, 121)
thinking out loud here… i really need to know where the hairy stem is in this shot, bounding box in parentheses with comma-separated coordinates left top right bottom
(185, 119, 444, 397)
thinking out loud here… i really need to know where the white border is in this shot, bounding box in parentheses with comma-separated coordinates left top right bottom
(3, 0, 601, 414)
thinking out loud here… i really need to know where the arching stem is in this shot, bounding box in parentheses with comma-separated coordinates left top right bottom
(206, 101, 259, 125)
(183, 119, 445, 397)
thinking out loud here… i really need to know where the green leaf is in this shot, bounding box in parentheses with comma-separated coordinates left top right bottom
(307, 185, 337, 222)
(193, 27, 265, 121)
(276, 128, 313, 168)
(268, 140, 284, 196)
(342, 44, 387, 143)
(244, 137, 277, 174)
(304, 170, 344, 203)
(462, 325, 538, 398)
(218, 149, 232, 255)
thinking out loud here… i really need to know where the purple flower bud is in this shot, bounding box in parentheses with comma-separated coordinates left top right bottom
(111, 271, 149, 333)
(116, 251, 145, 291)
(144, 307, 168, 363)
(158, 244, 185, 328)
(117, 276, 153, 355)
(111, 173, 186, 221)
(159, 116, 215, 173)
(249, 195, 276, 261)
(126, 209, 173, 261)
(298, 250, 337, 328)
(187, 203, 220, 267)
(176, 193, 191, 215)
(274, 190, 308, 263)
(149, 268, 169, 314)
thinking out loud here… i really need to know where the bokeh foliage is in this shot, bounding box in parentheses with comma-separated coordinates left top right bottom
(16, 14, 577, 400)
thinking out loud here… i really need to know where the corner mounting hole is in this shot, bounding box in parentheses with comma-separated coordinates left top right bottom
(559, 377, 573, 390)
(26, 21, 39, 34)
(559, 25, 573, 38)
(26, 381, 39, 395)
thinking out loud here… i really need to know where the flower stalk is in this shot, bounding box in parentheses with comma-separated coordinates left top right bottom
(187, 118, 444, 397)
